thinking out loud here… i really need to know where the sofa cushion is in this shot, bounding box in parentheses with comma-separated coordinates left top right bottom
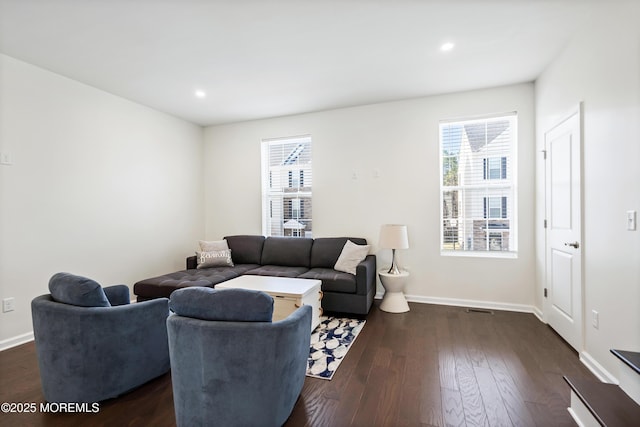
(299, 268, 357, 293)
(134, 268, 242, 299)
(310, 237, 367, 268)
(261, 237, 313, 267)
(245, 265, 309, 278)
(334, 240, 371, 275)
(48, 272, 111, 307)
(224, 235, 265, 265)
(170, 287, 273, 322)
(196, 249, 234, 268)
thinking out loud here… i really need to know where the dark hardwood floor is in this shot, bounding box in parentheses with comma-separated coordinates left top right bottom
(0, 301, 596, 426)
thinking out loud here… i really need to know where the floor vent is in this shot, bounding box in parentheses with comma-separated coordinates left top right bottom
(465, 308, 494, 315)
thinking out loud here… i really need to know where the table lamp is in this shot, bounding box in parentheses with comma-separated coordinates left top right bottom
(379, 224, 409, 274)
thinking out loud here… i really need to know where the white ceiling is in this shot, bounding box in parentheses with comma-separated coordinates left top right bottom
(0, 0, 607, 126)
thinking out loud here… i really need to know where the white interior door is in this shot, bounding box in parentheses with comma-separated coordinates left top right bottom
(545, 108, 583, 352)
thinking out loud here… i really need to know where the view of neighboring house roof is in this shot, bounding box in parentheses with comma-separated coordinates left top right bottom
(282, 143, 307, 166)
(463, 120, 509, 152)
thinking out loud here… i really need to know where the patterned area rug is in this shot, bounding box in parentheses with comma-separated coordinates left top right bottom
(306, 316, 366, 380)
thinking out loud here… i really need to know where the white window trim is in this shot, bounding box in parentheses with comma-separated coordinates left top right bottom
(261, 135, 312, 238)
(439, 113, 518, 259)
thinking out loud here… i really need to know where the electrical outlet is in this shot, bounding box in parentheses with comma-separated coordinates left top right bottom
(2, 297, 15, 313)
(592, 310, 599, 329)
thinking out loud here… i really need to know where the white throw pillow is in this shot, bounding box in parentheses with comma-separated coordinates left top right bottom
(334, 240, 371, 275)
(199, 239, 229, 252)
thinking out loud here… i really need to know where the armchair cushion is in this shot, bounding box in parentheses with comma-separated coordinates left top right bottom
(48, 272, 111, 307)
(170, 287, 273, 322)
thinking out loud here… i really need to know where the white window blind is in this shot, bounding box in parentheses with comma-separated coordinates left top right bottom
(261, 135, 312, 238)
(440, 114, 517, 255)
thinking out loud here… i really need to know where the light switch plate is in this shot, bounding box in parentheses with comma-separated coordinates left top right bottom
(627, 210, 637, 231)
(0, 152, 12, 165)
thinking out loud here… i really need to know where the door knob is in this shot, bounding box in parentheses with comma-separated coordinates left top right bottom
(564, 241, 580, 249)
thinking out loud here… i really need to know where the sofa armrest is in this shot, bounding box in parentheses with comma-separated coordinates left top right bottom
(355, 255, 376, 296)
(103, 284, 131, 306)
(186, 255, 197, 270)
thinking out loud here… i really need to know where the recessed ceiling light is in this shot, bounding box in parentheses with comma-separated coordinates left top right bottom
(440, 42, 455, 52)
(195, 90, 206, 98)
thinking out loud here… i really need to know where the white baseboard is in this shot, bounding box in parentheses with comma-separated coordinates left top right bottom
(580, 351, 618, 384)
(376, 292, 538, 315)
(0, 331, 34, 352)
(532, 306, 544, 323)
(405, 293, 537, 314)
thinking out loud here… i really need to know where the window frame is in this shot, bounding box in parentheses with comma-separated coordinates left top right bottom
(439, 113, 518, 258)
(261, 135, 312, 238)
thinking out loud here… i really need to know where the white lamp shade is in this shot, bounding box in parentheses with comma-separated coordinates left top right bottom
(379, 224, 409, 249)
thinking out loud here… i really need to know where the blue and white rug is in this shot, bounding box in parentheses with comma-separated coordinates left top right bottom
(306, 316, 366, 380)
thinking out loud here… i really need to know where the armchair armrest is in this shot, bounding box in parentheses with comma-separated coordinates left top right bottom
(103, 284, 131, 306)
(355, 255, 376, 296)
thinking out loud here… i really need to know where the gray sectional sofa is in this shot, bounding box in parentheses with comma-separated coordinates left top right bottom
(133, 235, 376, 315)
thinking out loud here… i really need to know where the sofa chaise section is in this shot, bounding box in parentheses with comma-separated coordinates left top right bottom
(135, 235, 265, 301)
(134, 268, 239, 301)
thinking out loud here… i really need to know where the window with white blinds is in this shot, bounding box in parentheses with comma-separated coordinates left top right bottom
(440, 114, 517, 255)
(261, 135, 312, 238)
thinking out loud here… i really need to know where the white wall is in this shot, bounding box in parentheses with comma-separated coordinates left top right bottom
(0, 54, 204, 348)
(535, 3, 640, 380)
(204, 83, 536, 309)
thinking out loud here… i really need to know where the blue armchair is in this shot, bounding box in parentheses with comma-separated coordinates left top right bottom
(31, 273, 170, 403)
(167, 287, 312, 427)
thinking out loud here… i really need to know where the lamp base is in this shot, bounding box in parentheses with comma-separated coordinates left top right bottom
(387, 249, 402, 274)
(387, 264, 401, 275)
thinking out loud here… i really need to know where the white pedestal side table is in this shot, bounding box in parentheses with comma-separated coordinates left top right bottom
(378, 269, 410, 313)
